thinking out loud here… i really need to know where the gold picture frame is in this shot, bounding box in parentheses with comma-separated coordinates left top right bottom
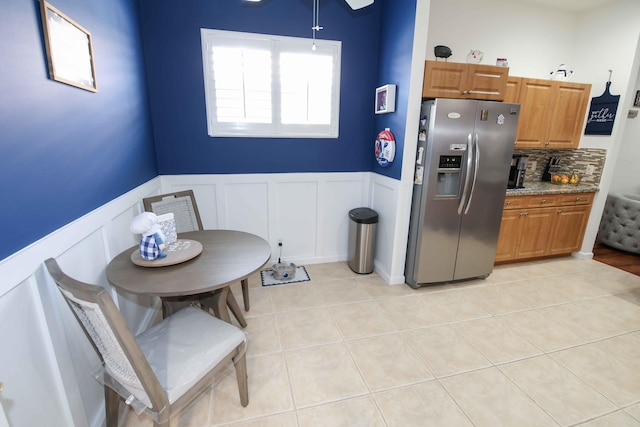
(39, 1, 97, 92)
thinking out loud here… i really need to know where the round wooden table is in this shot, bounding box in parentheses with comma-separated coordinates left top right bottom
(106, 230, 271, 327)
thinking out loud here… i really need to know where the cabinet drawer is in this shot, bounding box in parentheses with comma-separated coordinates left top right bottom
(504, 197, 526, 209)
(558, 192, 594, 206)
(526, 195, 558, 208)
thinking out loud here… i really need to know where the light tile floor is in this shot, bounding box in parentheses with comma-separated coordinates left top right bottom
(125, 257, 640, 426)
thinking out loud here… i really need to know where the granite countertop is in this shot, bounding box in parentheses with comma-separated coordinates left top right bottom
(506, 181, 599, 197)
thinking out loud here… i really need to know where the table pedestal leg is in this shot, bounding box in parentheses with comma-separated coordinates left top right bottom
(161, 287, 248, 328)
(161, 297, 194, 318)
(226, 289, 248, 328)
(241, 279, 250, 311)
(200, 288, 232, 324)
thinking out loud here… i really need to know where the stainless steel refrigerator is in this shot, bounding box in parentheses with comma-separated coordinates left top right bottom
(405, 98, 520, 287)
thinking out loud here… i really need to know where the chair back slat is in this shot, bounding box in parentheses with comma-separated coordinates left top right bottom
(44, 258, 168, 413)
(60, 289, 142, 390)
(143, 190, 203, 233)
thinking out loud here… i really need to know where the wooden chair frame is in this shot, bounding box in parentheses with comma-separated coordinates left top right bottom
(142, 189, 204, 232)
(45, 258, 248, 427)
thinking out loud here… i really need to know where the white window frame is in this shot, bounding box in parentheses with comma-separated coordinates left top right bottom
(201, 29, 341, 138)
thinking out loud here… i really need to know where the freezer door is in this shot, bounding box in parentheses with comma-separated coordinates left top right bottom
(410, 99, 477, 284)
(454, 101, 519, 280)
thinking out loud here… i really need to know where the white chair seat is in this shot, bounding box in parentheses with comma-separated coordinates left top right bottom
(125, 307, 246, 407)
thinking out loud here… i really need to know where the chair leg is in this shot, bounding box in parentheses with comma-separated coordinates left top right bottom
(104, 385, 120, 427)
(241, 279, 250, 311)
(234, 351, 249, 407)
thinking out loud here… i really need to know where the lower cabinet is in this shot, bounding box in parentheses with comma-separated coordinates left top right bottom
(495, 192, 594, 263)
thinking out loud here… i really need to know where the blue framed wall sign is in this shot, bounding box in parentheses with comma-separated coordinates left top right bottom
(585, 81, 619, 135)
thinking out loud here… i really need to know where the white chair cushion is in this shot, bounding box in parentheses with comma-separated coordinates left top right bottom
(131, 307, 246, 408)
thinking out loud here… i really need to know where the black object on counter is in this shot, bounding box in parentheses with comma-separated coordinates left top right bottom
(541, 157, 561, 182)
(507, 154, 529, 188)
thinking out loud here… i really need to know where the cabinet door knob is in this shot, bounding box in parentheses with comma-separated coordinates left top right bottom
(576, 197, 581, 201)
(520, 212, 528, 216)
(541, 199, 547, 203)
(506, 201, 512, 205)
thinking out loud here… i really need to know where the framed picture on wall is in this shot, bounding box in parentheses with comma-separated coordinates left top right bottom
(634, 90, 640, 107)
(39, 1, 98, 92)
(375, 84, 396, 114)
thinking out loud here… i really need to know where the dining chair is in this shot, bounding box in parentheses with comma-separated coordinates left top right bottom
(45, 258, 248, 427)
(142, 190, 203, 233)
(143, 190, 252, 314)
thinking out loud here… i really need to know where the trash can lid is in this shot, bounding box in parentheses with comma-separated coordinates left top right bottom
(349, 207, 378, 224)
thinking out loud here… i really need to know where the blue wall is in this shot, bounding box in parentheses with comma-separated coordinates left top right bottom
(138, 0, 383, 174)
(0, 0, 157, 261)
(372, 0, 416, 179)
(1, 0, 418, 262)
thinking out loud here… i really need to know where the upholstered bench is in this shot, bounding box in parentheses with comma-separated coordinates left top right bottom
(598, 193, 640, 254)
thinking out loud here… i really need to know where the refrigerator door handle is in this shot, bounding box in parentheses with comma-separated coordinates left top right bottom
(464, 132, 480, 214)
(457, 133, 473, 215)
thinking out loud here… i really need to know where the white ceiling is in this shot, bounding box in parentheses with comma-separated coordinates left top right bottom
(518, 0, 618, 11)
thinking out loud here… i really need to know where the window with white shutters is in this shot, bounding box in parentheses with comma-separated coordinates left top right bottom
(201, 29, 341, 138)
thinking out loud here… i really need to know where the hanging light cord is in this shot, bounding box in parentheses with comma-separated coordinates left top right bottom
(312, 0, 322, 50)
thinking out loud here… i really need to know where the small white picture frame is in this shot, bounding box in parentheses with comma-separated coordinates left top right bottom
(375, 84, 396, 114)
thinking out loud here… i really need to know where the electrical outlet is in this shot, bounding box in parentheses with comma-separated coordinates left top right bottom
(529, 161, 537, 172)
(585, 165, 595, 175)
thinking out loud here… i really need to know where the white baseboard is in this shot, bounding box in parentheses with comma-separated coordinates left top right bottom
(572, 251, 594, 260)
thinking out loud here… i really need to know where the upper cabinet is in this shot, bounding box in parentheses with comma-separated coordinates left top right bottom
(508, 77, 591, 149)
(503, 76, 522, 104)
(422, 60, 509, 101)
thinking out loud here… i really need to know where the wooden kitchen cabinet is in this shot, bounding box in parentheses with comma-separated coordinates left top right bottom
(495, 209, 521, 262)
(422, 61, 508, 101)
(548, 205, 592, 255)
(513, 78, 591, 149)
(503, 76, 522, 104)
(548, 193, 594, 255)
(495, 192, 594, 263)
(495, 204, 555, 262)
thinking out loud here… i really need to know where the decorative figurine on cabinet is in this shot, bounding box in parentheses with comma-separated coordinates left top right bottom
(130, 212, 167, 260)
(434, 45, 452, 60)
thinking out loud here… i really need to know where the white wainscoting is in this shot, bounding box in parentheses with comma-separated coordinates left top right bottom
(161, 172, 408, 283)
(0, 177, 162, 427)
(0, 171, 407, 427)
(370, 173, 412, 285)
(160, 172, 377, 266)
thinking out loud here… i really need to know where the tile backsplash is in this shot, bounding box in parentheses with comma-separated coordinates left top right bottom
(513, 148, 606, 186)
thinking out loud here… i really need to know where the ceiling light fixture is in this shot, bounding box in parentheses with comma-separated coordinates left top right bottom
(344, 0, 374, 9)
(311, 0, 323, 51)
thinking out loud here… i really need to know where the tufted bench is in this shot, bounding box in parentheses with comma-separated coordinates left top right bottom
(598, 193, 640, 254)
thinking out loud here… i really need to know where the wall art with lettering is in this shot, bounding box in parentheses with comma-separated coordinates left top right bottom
(584, 81, 619, 136)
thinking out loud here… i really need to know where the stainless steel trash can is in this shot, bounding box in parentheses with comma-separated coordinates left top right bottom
(348, 207, 378, 274)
